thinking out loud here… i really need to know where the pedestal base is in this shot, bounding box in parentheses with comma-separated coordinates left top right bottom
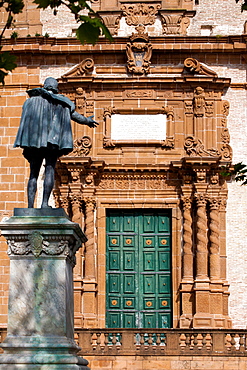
(0, 336, 89, 369)
(0, 209, 89, 370)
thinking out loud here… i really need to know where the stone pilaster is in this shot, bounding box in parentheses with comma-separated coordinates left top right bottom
(0, 208, 89, 369)
(83, 198, 98, 328)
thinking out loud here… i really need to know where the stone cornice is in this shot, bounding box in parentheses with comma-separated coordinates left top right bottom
(2, 35, 247, 54)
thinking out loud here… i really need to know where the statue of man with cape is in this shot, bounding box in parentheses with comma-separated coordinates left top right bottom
(14, 77, 98, 208)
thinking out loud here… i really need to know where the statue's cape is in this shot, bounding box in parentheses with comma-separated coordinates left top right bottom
(14, 88, 75, 156)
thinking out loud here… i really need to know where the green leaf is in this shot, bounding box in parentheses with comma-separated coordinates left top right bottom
(0, 52, 17, 84)
(76, 20, 100, 45)
(33, 0, 61, 9)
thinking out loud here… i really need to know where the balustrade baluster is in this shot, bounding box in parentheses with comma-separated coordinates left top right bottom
(193, 333, 198, 349)
(156, 333, 161, 347)
(140, 333, 145, 348)
(104, 333, 109, 348)
(202, 333, 207, 349)
(112, 333, 117, 347)
(239, 334, 244, 352)
(185, 333, 191, 348)
(230, 333, 236, 351)
(179, 333, 186, 349)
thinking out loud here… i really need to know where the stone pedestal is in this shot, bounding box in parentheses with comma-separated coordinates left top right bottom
(0, 208, 90, 369)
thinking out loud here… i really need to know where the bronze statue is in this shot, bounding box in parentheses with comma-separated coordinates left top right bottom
(14, 77, 98, 208)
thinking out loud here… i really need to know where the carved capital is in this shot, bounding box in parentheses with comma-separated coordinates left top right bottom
(160, 11, 190, 35)
(84, 197, 96, 210)
(208, 197, 221, 210)
(195, 193, 207, 207)
(181, 195, 192, 210)
(99, 12, 121, 35)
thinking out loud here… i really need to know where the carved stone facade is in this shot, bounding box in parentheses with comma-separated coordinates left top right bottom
(49, 55, 233, 328)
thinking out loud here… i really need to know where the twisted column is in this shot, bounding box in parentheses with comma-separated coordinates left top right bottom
(208, 198, 220, 281)
(84, 197, 96, 279)
(181, 196, 193, 281)
(69, 193, 83, 226)
(195, 193, 208, 280)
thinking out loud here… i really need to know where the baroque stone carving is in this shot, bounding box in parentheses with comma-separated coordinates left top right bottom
(7, 232, 70, 258)
(220, 143, 232, 161)
(221, 128, 230, 144)
(221, 101, 230, 127)
(121, 3, 161, 26)
(193, 87, 205, 117)
(160, 12, 190, 35)
(98, 174, 167, 189)
(99, 12, 121, 35)
(68, 136, 92, 157)
(184, 58, 218, 77)
(184, 136, 220, 157)
(126, 25, 152, 75)
(62, 58, 94, 78)
(208, 198, 220, 280)
(161, 136, 175, 148)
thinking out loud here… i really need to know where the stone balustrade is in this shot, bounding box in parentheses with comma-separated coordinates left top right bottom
(1, 328, 246, 357)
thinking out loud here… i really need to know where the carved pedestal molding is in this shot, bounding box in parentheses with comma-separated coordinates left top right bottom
(0, 208, 89, 369)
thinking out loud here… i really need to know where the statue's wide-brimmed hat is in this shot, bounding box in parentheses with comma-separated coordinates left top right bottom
(43, 77, 58, 93)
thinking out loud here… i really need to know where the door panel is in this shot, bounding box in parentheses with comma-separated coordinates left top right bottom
(106, 210, 172, 328)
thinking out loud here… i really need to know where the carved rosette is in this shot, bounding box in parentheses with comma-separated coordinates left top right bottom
(126, 25, 152, 75)
(208, 198, 220, 281)
(181, 196, 193, 280)
(68, 136, 92, 157)
(121, 3, 161, 26)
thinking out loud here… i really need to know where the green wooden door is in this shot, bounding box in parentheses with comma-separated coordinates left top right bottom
(106, 210, 172, 329)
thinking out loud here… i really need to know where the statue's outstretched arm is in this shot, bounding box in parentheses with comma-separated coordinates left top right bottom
(71, 111, 98, 128)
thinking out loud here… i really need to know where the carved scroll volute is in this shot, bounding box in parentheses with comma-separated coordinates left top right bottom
(62, 58, 94, 79)
(126, 25, 152, 75)
(184, 58, 218, 77)
(103, 106, 116, 148)
(68, 136, 92, 157)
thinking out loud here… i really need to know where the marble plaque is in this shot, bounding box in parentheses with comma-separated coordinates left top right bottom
(111, 114, 166, 141)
